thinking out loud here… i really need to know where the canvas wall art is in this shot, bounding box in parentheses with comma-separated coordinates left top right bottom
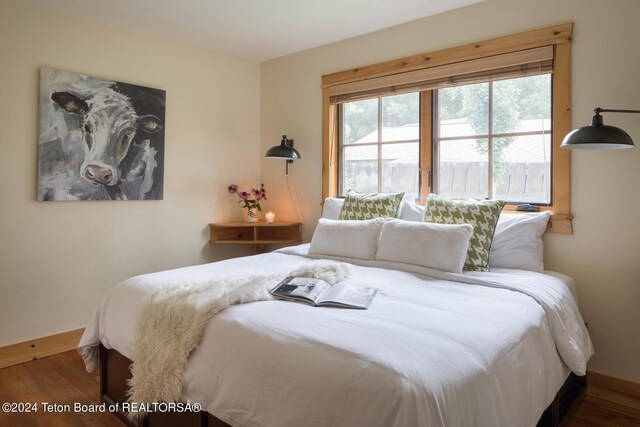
(38, 68, 165, 201)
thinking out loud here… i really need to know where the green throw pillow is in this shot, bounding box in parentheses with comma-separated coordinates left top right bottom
(338, 191, 404, 220)
(423, 194, 505, 272)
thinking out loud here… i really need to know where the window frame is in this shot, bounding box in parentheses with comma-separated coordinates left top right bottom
(322, 23, 573, 234)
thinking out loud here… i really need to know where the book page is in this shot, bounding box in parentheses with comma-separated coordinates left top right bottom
(320, 283, 377, 309)
(272, 277, 332, 305)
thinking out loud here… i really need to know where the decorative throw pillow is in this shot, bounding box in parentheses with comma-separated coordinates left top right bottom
(338, 191, 404, 220)
(375, 219, 473, 274)
(423, 194, 505, 271)
(309, 218, 385, 260)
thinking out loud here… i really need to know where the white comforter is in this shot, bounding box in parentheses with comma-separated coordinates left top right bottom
(79, 245, 593, 427)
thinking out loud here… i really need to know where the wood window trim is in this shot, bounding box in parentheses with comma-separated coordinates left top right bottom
(322, 23, 573, 234)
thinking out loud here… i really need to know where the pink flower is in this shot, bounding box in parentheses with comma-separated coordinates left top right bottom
(228, 184, 266, 210)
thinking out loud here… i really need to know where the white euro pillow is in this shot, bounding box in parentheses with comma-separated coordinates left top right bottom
(375, 219, 473, 274)
(398, 201, 425, 222)
(309, 218, 385, 260)
(320, 198, 344, 220)
(489, 211, 551, 272)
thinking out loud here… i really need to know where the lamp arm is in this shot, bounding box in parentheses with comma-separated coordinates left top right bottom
(594, 107, 640, 115)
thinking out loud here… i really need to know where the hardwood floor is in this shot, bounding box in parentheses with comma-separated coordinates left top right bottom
(571, 395, 640, 427)
(0, 350, 638, 426)
(0, 350, 122, 426)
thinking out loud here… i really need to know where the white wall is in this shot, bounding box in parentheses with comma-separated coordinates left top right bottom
(261, 0, 640, 382)
(0, 1, 261, 346)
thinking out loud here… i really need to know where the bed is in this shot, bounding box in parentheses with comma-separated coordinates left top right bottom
(78, 242, 593, 427)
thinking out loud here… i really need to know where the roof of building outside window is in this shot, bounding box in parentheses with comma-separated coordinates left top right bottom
(344, 119, 551, 163)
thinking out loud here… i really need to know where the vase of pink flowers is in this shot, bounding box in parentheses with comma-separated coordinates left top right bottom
(228, 183, 267, 223)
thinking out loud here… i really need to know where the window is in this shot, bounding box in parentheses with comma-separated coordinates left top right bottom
(338, 75, 552, 205)
(340, 93, 420, 200)
(324, 23, 573, 233)
(434, 74, 552, 204)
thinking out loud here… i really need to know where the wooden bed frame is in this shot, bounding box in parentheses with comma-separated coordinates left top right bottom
(99, 344, 586, 427)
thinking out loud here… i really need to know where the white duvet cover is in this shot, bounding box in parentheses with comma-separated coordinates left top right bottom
(79, 245, 593, 427)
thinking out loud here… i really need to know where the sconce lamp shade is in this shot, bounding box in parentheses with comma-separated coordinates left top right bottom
(561, 108, 638, 150)
(265, 135, 301, 160)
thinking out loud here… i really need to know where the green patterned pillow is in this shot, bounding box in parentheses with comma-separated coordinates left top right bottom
(423, 194, 505, 272)
(338, 191, 404, 220)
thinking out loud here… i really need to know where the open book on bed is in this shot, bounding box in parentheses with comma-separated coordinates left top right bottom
(270, 277, 377, 309)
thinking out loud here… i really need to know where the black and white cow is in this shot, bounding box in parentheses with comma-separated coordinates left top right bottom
(50, 89, 162, 199)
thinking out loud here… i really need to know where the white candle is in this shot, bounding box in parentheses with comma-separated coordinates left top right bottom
(266, 212, 275, 223)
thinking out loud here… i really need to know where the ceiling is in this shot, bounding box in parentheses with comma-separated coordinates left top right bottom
(22, 0, 485, 62)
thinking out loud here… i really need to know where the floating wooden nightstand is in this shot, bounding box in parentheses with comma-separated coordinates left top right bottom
(209, 221, 302, 253)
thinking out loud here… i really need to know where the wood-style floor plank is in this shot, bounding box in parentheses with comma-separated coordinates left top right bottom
(0, 351, 122, 426)
(0, 350, 639, 426)
(570, 395, 640, 427)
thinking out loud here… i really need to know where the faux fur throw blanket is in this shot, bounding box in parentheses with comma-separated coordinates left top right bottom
(127, 260, 352, 412)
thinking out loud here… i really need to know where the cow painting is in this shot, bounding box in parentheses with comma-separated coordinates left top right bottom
(38, 68, 165, 201)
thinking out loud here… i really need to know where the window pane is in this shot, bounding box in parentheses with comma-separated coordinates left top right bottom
(493, 135, 551, 204)
(381, 142, 419, 200)
(437, 138, 488, 199)
(438, 82, 489, 138)
(493, 74, 551, 134)
(342, 145, 378, 193)
(381, 93, 419, 141)
(343, 98, 378, 144)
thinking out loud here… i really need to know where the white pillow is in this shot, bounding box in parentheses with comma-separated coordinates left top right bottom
(320, 198, 344, 220)
(398, 201, 425, 222)
(375, 219, 473, 274)
(309, 218, 385, 260)
(489, 211, 551, 272)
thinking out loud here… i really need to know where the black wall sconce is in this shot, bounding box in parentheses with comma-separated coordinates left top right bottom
(265, 135, 301, 174)
(561, 108, 640, 149)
